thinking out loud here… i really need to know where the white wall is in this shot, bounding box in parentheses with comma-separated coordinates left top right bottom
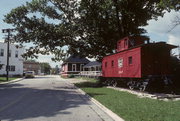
(0, 42, 24, 75)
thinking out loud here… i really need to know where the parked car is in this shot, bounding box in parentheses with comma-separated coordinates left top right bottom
(25, 71, 35, 78)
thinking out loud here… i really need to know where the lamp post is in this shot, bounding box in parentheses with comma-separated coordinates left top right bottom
(2, 28, 15, 81)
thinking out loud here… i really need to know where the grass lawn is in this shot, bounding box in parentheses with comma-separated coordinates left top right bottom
(75, 78, 180, 121)
(0, 77, 18, 83)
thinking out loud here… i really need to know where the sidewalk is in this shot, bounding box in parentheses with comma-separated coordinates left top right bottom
(66, 78, 125, 121)
(0, 78, 24, 85)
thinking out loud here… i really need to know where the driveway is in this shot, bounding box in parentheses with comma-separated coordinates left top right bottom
(0, 75, 113, 121)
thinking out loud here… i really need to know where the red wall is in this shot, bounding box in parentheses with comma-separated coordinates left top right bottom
(102, 47, 142, 78)
(141, 46, 172, 76)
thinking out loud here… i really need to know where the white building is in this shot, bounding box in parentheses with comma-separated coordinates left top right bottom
(0, 42, 24, 76)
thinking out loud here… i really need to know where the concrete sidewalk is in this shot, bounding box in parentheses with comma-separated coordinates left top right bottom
(0, 78, 24, 85)
(66, 78, 125, 121)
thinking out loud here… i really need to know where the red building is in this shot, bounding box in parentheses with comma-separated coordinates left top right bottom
(102, 36, 177, 79)
(61, 55, 90, 77)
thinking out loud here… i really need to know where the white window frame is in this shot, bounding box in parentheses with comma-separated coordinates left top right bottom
(118, 58, 123, 68)
(80, 64, 84, 71)
(72, 64, 76, 72)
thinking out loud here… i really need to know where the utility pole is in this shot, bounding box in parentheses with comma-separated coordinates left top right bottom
(2, 28, 15, 81)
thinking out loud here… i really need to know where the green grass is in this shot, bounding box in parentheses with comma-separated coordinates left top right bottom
(75, 79, 180, 121)
(0, 77, 18, 83)
(75, 77, 98, 83)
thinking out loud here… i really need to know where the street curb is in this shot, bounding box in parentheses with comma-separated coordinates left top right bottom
(0, 78, 24, 85)
(69, 83, 125, 121)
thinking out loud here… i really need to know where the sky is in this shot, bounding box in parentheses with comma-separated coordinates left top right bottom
(0, 0, 180, 67)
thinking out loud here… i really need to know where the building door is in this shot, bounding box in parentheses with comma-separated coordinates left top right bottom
(72, 64, 76, 72)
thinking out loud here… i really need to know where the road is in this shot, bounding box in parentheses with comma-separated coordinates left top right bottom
(0, 75, 113, 121)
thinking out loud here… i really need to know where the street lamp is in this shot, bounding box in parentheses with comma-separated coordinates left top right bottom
(2, 28, 16, 81)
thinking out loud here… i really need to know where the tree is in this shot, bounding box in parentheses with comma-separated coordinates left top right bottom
(40, 62, 51, 74)
(4, 0, 178, 61)
(159, 0, 180, 31)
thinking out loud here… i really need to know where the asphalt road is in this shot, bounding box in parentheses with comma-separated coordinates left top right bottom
(0, 75, 113, 121)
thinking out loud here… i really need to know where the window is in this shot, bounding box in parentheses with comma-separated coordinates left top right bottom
(118, 58, 123, 68)
(8, 65, 15, 71)
(128, 56, 133, 65)
(0, 49, 4, 56)
(118, 42, 121, 49)
(111, 60, 114, 67)
(9, 50, 11, 57)
(80, 64, 84, 71)
(15, 51, 18, 58)
(72, 64, 76, 72)
(105, 62, 107, 68)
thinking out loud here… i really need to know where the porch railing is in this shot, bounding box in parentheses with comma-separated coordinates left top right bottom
(79, 71, 102, 76)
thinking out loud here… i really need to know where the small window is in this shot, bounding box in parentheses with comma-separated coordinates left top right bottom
(10, 66, 15, 71)
(0, 49, 4, 56)
(80, 64, 84, 71)
(118, 42, 121, 49)
(105, 62, 107, 68)
(118, 58, 123, 68)
(111, 60, 114, 67)
(8, 65, 15, 71)
(15, 51, 18, 58)
(128, 56, 133, 65)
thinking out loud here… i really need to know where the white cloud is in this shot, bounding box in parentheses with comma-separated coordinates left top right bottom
(145, 10, 180, 34)
(36, 54, 62, 68)
(167, 35, 180, 57)
(167, 35, 180, 45)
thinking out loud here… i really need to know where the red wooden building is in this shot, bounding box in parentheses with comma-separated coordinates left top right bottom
(102, 36, 177, 79)
(61, 55, 90, 77)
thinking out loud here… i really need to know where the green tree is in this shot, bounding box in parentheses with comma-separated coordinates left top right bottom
(40, 62, 51, 74)
(159, 0, 180, 31)
(4, 0, 178, 61)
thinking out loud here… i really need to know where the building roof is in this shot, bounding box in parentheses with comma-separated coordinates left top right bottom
(63, 55, 90, 64)
(84, 61, 101, 68)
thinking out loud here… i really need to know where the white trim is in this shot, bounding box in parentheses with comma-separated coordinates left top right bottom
(80, 64, 84, 71)
(66, 71, 81, 72)
(72, 64, 76, 72)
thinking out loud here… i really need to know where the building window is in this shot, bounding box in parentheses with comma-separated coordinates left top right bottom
(128, 56, 133, 65)
(80, 64, 84, 71)
(118, 58, 123, 68)
(9, 50, 11, 57)
(111, 60, 114, 67)
(118, 42, 121, 49)
(72, 64, 76, 72)
(0, 49, 4, 56)
(8, 65, 15, 71)
(15, 51, 18, 58)
(105, 62, 107, 68)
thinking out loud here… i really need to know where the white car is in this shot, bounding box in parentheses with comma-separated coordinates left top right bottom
(25, 71, 35, 78)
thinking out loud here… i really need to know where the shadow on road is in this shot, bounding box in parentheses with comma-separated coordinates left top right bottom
(0, 82, 91, 121)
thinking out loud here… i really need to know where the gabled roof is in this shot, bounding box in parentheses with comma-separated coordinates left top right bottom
(84, 61, 101, 68)
(63, 55, 90, 64)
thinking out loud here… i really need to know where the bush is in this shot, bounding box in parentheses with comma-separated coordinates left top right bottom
(68, 74, 75, 78)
